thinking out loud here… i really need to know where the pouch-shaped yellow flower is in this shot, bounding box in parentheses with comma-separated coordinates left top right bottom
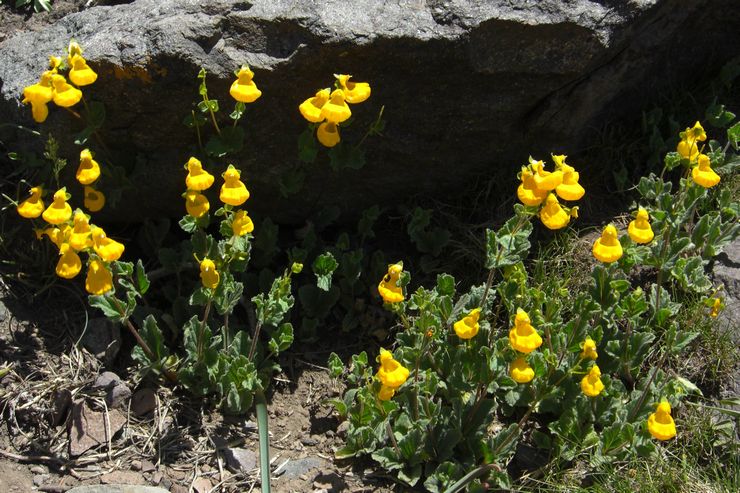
(453, 308, 481, 339)
(320, 89, 351, 124)
(517, 169, 547, 206)
(67, 40, 83, 66)
(677, 121, 706, 161)
(37, 225, 70, 249)
(76, 149, 101, 185)
(691, 154, 720, 188)
(378, 385, 395, 401)
(229, 66, 262, 103)
(539, 193, 570, 230)
(17, 186, 45, 218)
(317, 121, 340, 147)
(22, 71, 54, 123)
(628, 208, 654, 244)
(42, 188, 73, 225)
(83, 186, 105, 212)
(91, 226, 125, 262)
(555, 163, 585, 201)
(200, 258, 220, 289)
(509, 356, 534, 383)
(580, 337, 598, 360)
(56, 243, 82, 279)
(69, 210, 92, 251)
(69, 54, 97, 86)
(581, 364, 605, 397)
(51, 74, 82, 107)
(647, 400, 676, 440)
(509, 308, 542, 354)
(376, 348, 409, 389)
(232, 210, 254, 236)
(592, 224, 623, 263)
(378, 262, 404, 303)
(86, 259, 113, 295)
(185, 157, 215, 191)
(184, 190, 210, 218)
(299, 88, 330, 123)
(709, 297, 722, 318)
(532, 160, 563, 191)
(220, 166, 250, 206)
(336, 74, 371, 104)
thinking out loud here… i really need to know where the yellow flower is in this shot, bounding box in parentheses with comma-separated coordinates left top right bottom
(184, 190, 210, 218)
(56, 243, 82, 279)
(184, 157, 215, 191)
(581, 364, 605, 397)
(628, 208, 654, 244)
(51, 74, 82, 107)
(85, 259, 113, 295)
(647, 400, 677, 441)
(17, 186, 45, 219)
(68, 54, 97, 86)
(316, 121, 340, 147)
(91, 226, 125, 262)
(42, 188, 73, 225)
(677, 122, 705, 161)
(378, 385, 395, 401)
(517, 168, 547, 206)
(555, 163, 585, 201)
(37, 225, 70, 249)
(22, 70, 54, 123)
(509, 356, 534, 383)
(453, 308, 481, 339)
(376, 348, 409, 389)
(508, 308, 542, 354)
(69, 210, 93, 251)
(232, 210, 254, 236)
(709, 297, 722, 318)
(531, 160, 563, 191)
(200, 258, 220, 289)
(592, 224, 623, 263)
(49, 56, 63, 71)
(320, 89, 351, 124)
(580, 337, 598, 360)
(378, 262, 404, 303)
(299, 88, 330, 123)
(336, 74, 371, 104)
(691, 154, 720, 188)
(83, 186, 105, 212)
(539, 193, 570, 230)
(220, 165, 250, 206)
(67, 40, 83, 66)
(229, 65, 262, 103)
(76, 149, 101, 185)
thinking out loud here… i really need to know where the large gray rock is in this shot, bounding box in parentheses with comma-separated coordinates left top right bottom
(0, 0, 738, 222)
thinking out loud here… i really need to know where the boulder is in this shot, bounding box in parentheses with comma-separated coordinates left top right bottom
(0, 0, 738, 223)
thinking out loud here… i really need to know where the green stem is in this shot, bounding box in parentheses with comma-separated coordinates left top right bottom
(248, 320, 263, 360)
(442, 463, 501, 493)
(255, 390, 271, 493)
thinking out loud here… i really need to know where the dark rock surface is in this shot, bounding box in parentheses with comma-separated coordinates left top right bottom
(1, 0, 738, 222)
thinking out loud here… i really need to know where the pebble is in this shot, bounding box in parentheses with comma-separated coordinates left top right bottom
(29, 465, 46, 474)
(32, 474, 49, 487)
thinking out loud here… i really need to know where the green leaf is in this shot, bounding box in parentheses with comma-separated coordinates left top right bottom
(728, 121, 740, 150)
(88, 294, 123, 321)
(358, 205, 381, 240)
(312, 252, 338, 291)
(328, 352, 343, 378)
(663, 152, 682, 171)
(205, 126, 244, 157)
(436, 273, 455, 297)
(298, 127, 318, 163)
(485, 216, 533, 270)
(230, 101, 246, 121)
(135, 259, 150, 295)
(670, 256, 711, 293)
(328, 142, 366, 170)
(197, 99, 219, 113)
(706, 102, 736, 128)
(268, 322, 294, 354)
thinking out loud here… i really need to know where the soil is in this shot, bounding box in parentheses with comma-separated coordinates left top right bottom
(0, 0, 90, 44)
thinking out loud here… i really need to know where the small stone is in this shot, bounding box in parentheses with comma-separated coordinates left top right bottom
(131, 459, 143, 471)
(336, 421, 349, 438)
(192, 477, 212, 493)
(223, 447, 257, 473)
(278, 457, 327, 480)
(131, 388, 157, 416)
(32, 474, 49, 487)
(141, 459, 156, 472)
(99, 470, 147, 485)
(81, 318, 121, 365)
(29, 465, 46, 474)
(242, 420, 258, 431)
(301, 436, 319, 446)
(68, 401, 127, 457)
(159, 476, 171, 489)
(106, 382, 132, 409)
(170, 484, 188, 493)
(151, 471, 163, 484)
(93, 371, 122, 390)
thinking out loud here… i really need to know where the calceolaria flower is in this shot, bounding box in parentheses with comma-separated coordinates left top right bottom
(231, 210, 254, 236)
(691, 154, 720, 188)
(647, 400, 677, 441)
(299, 88, 330, 123)
(517, 168, 548, 206)
(677, 121, 706, 161)
(509, 308, 542, 354)
(580, 364, 605, 397)
(378, 262, 404, 303)
(91, 226, 125, 262)
(316, 121, 340, 147)
(76, 149, 101, 185)
(336, 74, 371, 104)
(592, 224, 623, 263)
(539, 193, 570, 230)
(453, 308, 481, 339)
(184, 190, 210, 218)
(22, 71, 54, 123)
(531, 159, 563, 191)
(229, 65, 262, 103)
(509, 357, 534, 384)
(85, 259, 113, 295)
(69, 210, 93, 251)
(378, 385, 395, 401)
(17, 186, 45, 219)
(51, 74, 82, 107)
(580, 337, 598, 360)
(185, 157, 215, 191)
(220, 165, 250, 206)
(628, 208, 654, 244)
(83, 186, 105, 212)
(67, 40, 83, 66)
(42, 188, 73, 225)
(200, 258, 220, 289)
(56, 243, 82, 279)
(709, 297, 722, 318)
(376, 348, 409, 389)
(37, 225, 70, 249)
(320, 89, 351, 124)
(554, 157, 585, 201)
(68, 54, 98, 86)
